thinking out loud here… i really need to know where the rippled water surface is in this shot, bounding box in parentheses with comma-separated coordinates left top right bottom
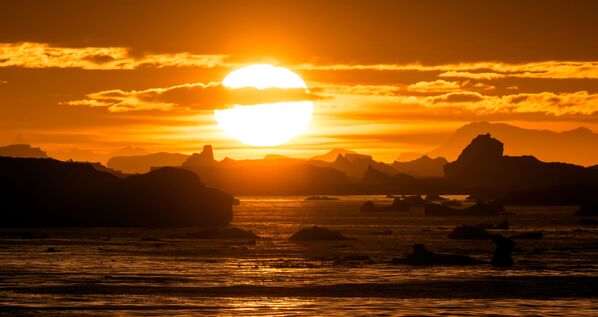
(1, 195, 596, 316)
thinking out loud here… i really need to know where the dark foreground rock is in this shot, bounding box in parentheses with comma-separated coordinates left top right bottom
(0, 157, 233, 227)
(171, 227, 258, 239)
(575, 202, 597, 216)
(0, 231, 49, 239)
(448, 225, 494, 240)
(289, 226, 351, 241)
(393, 234, 514, 267)
(491, 234, 515, 267)
(510, 231, 544, 239)
(578, 218, 598, 226)
(392, 244, 486, 265)
(424, 202, 503, 216)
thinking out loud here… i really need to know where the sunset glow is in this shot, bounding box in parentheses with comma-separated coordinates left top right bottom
(215, 65, 313, 146)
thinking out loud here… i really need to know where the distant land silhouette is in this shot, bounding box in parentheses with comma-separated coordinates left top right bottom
(174, 133, 597, 198)
(1, 132, 596, 228)
(328, 152, 397, 180)
(3, 131, 596, 200)
(49, 146, 147, 165)
(428, 121, 598, 166)
(108, 152, 190, 174)
(182, 148, 347, 195)
(392, 155, 447, 178)
(0, 144, 47, 158)
(0, 157, 232, 227)
(310, 148, 357, 162)
(444, 133, 597, 189)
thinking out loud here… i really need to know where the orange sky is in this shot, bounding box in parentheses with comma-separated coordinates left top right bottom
(1, 0, 597, 162)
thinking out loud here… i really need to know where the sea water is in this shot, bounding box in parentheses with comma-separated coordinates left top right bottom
(0, 195, 596, 316)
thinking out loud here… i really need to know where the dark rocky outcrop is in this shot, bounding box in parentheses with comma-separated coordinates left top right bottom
(448, 225, 494, 240)
(181, 145, 218, 168)
(578, 218, 598, 226)
(0, 231, 49, 239)
(403, 195, 426, 207)
(424, 202, 503, 216)
(392, 244, 486, 266)
(510, 231, 543, 240)
(0, 157, 233, 227)
(171, 227, 258, 239)
(491, 234, 515, 267)
(441, 200, 462, 207)
(393, 234, 515, 267)
(289, 226, 351, 241)
(575, 202, 598, 216)
(444, 133, 598, 190)
(428, 121, 598, 166)
(425, 193, 447, 202)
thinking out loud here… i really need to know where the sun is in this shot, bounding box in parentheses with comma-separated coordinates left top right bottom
(215, 64, 313, 146)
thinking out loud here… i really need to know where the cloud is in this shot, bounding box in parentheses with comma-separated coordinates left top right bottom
(297, 61, 598, 80)
(4, 42, 598, 81)
(65, 82, 316, 112)
(316, 84, 598, 117)
(426, 92, 486, 104)
(407, 80, 461, 93)
(423, 91, 598, 116)
(0, 42, 228, 69)
(406, 80, 495, 93)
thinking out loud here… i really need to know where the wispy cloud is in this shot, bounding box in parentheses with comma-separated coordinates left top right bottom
(0, 42, 228, 70)
(297, 61, 598, 80)
(65, 82, 316, 112)
(316, 84, 598, 117)
(3, 43, 598, 81)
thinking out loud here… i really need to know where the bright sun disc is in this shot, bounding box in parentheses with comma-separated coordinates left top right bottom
(215, 64, 313, 146)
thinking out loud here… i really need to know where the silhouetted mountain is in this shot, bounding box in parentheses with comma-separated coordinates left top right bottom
(184, 161, 347, 195)
(395, 152, 425, 162)
(49, 146, 147, 164)
(361, 165, 395, 185)
(444, 133, 598, 190)
(107, 152, 189, 174)
(182, 145, 217, 168)
(311, 148, 357, 162)
(0, 144, 47, 158)
(109, 146, 147, 157)
(392, 155, 448, 178)
(0, 157, 232, 227)
(428, 121, 598, 166)
(330, 153, 396, 179)
(49, 148, 108, 163)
